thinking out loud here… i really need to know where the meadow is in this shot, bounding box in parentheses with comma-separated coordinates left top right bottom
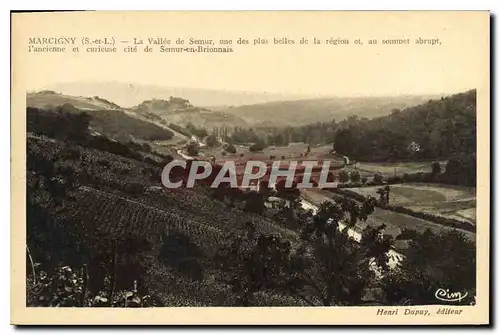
(348, 183, 476, 225)
(301, 188, 476, 252)
(347, 161, 448, 178)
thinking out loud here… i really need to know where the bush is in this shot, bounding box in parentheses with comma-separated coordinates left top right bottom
(373, 173, 384, 185)
(431, 161, 441, 175)
(387, 175, 403, 184)
(350, 170, 361, 183)
(205, 135, 219, 148)
(185, 142, 199, 156)
(339, 170, 349, 183)
(361, 176, 368, 184)
(443, 154, 476, 186)
(249, 141, 266, 153)
(223, 143, 237, 154)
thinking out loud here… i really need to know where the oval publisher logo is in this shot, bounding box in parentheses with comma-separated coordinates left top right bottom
(435, 288, 468, 302)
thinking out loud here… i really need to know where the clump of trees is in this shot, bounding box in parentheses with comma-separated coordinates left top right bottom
(27, 106, 91, 142)
(382, 228, 475, 305)
(373, 173, 384, 185)
(214, 196, 398, 306)
(442, 154, 476, 186)
(185, 122, 208, 139)
(339, 170, 350, 183)
(249, 139, 266, 153)
(185, 141, 200, 157)
(350, 170, 361, 183)
(333, 90, 476, 162)
(28, 105, 174, 143)
(214, 194, 476, 306)
(223, 143, 237, 154)
(204, 134, 219, 148)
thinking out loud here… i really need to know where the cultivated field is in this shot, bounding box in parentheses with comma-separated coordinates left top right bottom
(301, 189, 476, 252)
(348, 183, 476, 224)
(350, 161, 447, 178)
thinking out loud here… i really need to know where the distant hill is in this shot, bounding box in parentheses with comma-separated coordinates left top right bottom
(42, 81, 313, 108)
(27, 91, 176, 143)
(130, 97, 249, 130)
(27, 90, 122, 111)
(219, 95, 441, 127)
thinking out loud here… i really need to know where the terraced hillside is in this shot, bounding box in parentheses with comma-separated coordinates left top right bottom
(27, 135, 302, 306)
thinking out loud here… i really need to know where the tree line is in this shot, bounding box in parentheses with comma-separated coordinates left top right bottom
(179, 91, 476, 162)
(332, 90, 476, 162)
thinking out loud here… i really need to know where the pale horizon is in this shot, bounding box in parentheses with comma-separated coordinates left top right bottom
(32, 79, 473, 99)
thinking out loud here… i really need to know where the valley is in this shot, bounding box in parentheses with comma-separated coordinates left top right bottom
(25, 87, 477, 307)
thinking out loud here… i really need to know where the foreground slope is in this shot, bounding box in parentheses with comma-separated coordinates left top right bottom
(27, 135, 302, 306)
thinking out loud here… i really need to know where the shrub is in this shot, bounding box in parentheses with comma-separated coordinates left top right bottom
(185, 142, 199, 156)
(223, 143, 237, 154)
(387, 175, 403, 184)
(431, 161, 441, 175)
(249, 141, 265, 153)
(373, 173, 384, 185)
(339, 170, 349, 183)
(205, 135, 219, 148)
(350, 170, 361, 183)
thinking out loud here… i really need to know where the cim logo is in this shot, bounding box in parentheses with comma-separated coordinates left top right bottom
(435, 288, 469, 303)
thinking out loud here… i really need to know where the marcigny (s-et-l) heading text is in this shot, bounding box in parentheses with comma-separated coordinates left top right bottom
(27, 35, 443, 54)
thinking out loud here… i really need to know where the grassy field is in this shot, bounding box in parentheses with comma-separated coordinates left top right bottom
(301, 189, 476, 252)
(348, 183, 476, 224)
(350, 161, 447, 178)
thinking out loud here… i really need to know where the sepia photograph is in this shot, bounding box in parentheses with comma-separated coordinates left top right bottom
(11, 11, 490, 325)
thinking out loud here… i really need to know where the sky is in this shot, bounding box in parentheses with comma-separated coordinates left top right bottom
(13, 11, 489, 97)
